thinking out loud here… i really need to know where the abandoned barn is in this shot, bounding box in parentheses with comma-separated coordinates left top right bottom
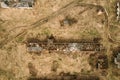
(0, 0, 35, 8)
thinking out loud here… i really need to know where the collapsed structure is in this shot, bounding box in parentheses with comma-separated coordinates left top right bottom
(0, 0, 35, 8)
(28, 74, 100, 80)
(26, 37, 103, 53)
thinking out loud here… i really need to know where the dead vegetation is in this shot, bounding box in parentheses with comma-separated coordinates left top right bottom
(0, 0, 120, 80)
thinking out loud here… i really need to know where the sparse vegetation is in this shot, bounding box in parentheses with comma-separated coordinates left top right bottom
(0, 0, 120, 80)
(0, 69, 15, 80)
(16, 37, 24, 43)
(41, 27, 51, 36)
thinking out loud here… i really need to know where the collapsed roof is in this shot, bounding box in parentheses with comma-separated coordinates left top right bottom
(0, 0, 35, 8)
(26, 38, 103, 53)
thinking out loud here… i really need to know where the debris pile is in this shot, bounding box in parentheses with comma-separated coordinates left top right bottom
(60, 16, 78, 26)
(26, 36, 103, 53)
(96, 55, 108, 69)
(0, 0, 35, 8)
(27, 43, 42, 53)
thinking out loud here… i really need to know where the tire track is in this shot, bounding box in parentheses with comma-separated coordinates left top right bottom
(0, 0, 82, 48)
(0, 0, 112, 48)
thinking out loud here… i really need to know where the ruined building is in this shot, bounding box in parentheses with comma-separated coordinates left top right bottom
(0, 0, 35, 8)
(26, 37, 103, 53)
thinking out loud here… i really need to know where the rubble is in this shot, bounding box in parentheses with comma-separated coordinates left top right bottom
(26, 37, 103, 53)
(0, 0, 35, 8)
(96, 55, 108, 69)
(27, 43, 43, 53)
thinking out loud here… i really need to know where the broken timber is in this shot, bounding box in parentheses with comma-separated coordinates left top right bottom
(26, 38, 104, 53)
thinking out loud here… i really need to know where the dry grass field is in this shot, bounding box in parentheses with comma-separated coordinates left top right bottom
(0, 0, 120, 80)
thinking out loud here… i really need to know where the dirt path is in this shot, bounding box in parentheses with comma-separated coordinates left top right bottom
(0, 0, 114, 51)
(0, 0, 82, 48)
